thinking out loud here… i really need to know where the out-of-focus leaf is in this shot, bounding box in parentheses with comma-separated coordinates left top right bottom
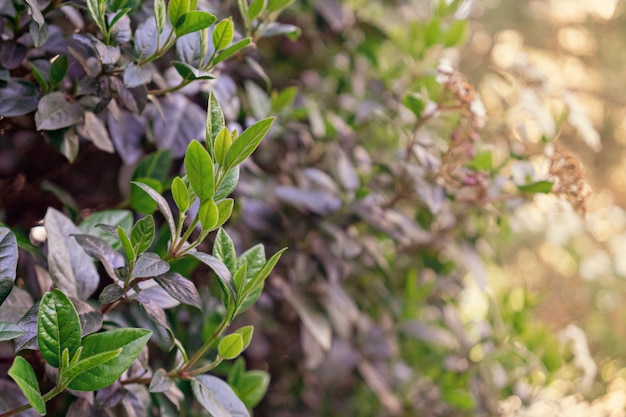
(0, 227, 17, 305)
(149, 369, 173, 393)
(29, 21, 49, 48)
(0, 79, 39, 117)
(0, 321, 25, 341)
(275, 186, 341, 215)
(517, 181, 553, 194)
(260, 22, 301, 40)
(79, 111, 114, 153)
(25, 0, 45, 27)
(107, 107, 146, 165)
(124, 62, 153, 88)
(78, 209, 133, 248)
(45, 208, 99, 299)
(149, 94, 205, 158)
(192, 374, 250, 417)
(0, 41, 27, 69)
(35, 92, 84, 131)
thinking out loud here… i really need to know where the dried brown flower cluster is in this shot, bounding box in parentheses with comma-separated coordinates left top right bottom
(436, 63, 489, 203)
(548, 141, 591, 213)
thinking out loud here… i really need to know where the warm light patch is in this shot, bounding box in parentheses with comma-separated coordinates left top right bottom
(557, 26, 596, 56)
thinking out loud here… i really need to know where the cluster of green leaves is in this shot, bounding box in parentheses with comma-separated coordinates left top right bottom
(0, 93, 284, 416)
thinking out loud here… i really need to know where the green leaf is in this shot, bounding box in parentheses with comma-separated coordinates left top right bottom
(167, 0, 191, 27)
(189, 251, 236, 301)
(50, 55, 68, 86)
(403, 94, 426, 118)
(172, 61, 215, 81)
(133, 149, 173, 184)
(171, 176, 191, 213)
(131, 252, 170, 279)
(244, 248, 286, 293)
(0, 227, 18, 304)
(154, 0, 166, 33)
(118, 225, 136, 263)
(175, 11, 217, 37)
(192, 374, 250, 417)
(8, 356, 46, 415)
(38, 289, 82, 368)
(517, 181, 553, 194)
(30, 63, 49, 91)
(233, 263, 247, 294)
(213, 228, 237, 275)
(199, 199, 219, 231)
(78, 209, 133, 249)
(131, 181, 177, 240)
(131, 215, 155, 255)
(466, 151, 493, 172)
(271, 86, 298, 112)
(61, 348, 122, 383)
(218, 333, 243, 360)
(67, 328, 152, 391)
(155, 272, 201, 309)
(215, 198, 234, 229)
(206, 91, 226, 157)
(237, 244, 265, 281)
(234, 325, 253, 351)
(267, 0, 292, 12)
(0, 321, 25, 342)
(35, 92, 84, 131)
(444, 20, 468, 47)
(214, 127, 232, 166)
(215, 166, 239, 200)
(225, 117, 274, 169)
(248, 0, 265, 20)
(237, 370, 269, 408)
(425, 18, 441, 47)
(130, 177, 162, 215)
(185, 140, 215, 201)
(212, 18, 234, 51)
(213, 37, 252, 65)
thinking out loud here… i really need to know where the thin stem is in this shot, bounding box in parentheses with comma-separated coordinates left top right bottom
(0, 384, 65, 417)
(186, 357, 223, 377)
(180, 314, 229, 374)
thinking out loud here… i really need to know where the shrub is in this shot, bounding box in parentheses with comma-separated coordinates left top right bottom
(0, 0, 603, 416)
